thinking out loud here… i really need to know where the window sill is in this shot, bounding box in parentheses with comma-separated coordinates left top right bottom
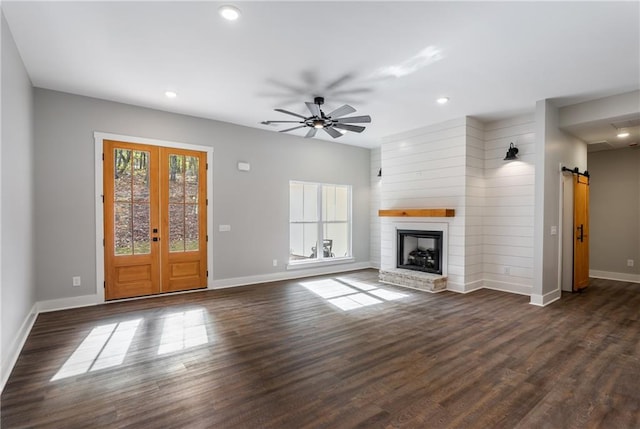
(286, 257, 355, 271)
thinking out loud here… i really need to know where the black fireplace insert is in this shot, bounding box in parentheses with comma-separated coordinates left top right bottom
(397, 229, 443, 274)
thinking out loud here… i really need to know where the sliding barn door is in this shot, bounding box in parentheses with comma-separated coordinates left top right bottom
(573, 174, 589, 292)
(104, 140, 207, 300)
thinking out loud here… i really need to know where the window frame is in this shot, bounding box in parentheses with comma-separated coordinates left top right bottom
(288, 180, 353, 269)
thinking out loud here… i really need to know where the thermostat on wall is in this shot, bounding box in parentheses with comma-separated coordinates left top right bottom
(237, 162, 250, 171)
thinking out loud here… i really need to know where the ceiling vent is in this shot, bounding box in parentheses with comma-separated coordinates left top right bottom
(587, 141, 614, 152)
(611, 118, 640, 129)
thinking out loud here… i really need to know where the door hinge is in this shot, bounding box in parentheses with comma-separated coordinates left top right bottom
(101, 195, 104, 203)
(206, 270, 209, 277)
(103, 238, 105, 247)
(206, 163, 209, 170)
(102, 153, 104, 161)
(206, 199, 209, 206)
(206, 235, 208, 242)
(104, 281, 106, 289)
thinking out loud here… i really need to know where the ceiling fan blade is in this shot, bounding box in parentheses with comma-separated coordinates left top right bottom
(305, 128, 318, 138)
(325, 73, 354, 90)
(323, 126, 343, 138)
(333, 123, 366, 133)
(262, 120, 303, 124)
(305, 101, 321, 117)
(327, 104, 356, 118)
(334, 115, 371, 124)
(279, 125, 307, 133)
(274, 108, 308, 119)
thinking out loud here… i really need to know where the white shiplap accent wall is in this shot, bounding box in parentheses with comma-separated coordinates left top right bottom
(483, 115, 536, 295)
(370, 147, 381, 268)
(380, 117, 471, 291)
(464, 119, 486, 291)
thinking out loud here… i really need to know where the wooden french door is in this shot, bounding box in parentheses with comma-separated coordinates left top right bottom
(104, 140, 207, 300)
(573, 174, 589, 292)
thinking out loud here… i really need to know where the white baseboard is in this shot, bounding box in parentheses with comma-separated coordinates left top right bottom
(446, 279, 483, 294)
(589, 270, 640, 284)
(1, 303, 38, 392)
(530, 288, 561, 307)
(212, 262, 373, 289)
(483, 279, 532, 296)
(37, 294, 101, 313)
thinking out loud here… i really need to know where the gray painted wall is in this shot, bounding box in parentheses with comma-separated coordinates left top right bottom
(34, 89, 371, 301)
(588, 148, 640, 275)
(1, 12, 36, 383)
(534, 100, 587, 298)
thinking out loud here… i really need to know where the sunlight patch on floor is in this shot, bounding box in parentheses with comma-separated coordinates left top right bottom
(51, 319, 141, 381)
(158, 308, 209, 355)
(300, 278, 409, 311)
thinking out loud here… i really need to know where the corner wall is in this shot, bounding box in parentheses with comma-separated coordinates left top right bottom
(370, 147, 381, 268)
(1, 12, 37, 389)
(532, 100, 587, 305)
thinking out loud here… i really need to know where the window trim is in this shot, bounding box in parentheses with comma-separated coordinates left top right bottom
(288, 180, 352, 268)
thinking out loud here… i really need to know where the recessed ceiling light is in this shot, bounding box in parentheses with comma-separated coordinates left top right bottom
(219, 5, 241, 21)
(165, 90, 177, 99)
(437, 97, 449, 105)
(617, 130, 630, 138)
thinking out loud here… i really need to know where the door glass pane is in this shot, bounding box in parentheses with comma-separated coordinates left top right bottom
(114, 149, 132, 201)
(169, 204, 185, 252)
(133, 203, 150, 255)
(185, 156, 199, 203)
(132, 150, 150, 202)
(169, 154, 185, 203)
(114, 202, 133, 255)
(185, 205, 199, 252)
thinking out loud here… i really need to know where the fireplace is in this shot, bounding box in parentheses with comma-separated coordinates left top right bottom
(397, 229, 443, 275)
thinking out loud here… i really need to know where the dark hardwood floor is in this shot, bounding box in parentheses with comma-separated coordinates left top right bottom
(2, 270, 639, 428)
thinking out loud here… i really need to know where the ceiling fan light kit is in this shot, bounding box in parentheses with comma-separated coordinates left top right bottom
(263, 96, 371, 139)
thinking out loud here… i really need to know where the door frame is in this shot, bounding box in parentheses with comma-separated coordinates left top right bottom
(94, 132, 214, 303)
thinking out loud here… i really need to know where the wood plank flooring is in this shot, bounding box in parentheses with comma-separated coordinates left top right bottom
(2, 270, 639, 428)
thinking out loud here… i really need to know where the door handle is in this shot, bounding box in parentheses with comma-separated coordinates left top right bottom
(153, 237, 160, 242)
(576, 224, 584, 243)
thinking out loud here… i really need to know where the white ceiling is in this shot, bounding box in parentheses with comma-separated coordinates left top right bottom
(3, 1, 640, 148)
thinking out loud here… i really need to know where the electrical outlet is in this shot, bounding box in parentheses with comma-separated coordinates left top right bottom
(72, 276, 81, 287)
(273, 259, 278, 267)
(503, 266, 510, 275)
(550, 226, 558, 236)
(628, 259, 635, 267)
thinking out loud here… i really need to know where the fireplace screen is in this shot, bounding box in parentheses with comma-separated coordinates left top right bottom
(397, 229, 443, 274)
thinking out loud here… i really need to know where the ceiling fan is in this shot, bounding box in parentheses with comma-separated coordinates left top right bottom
(262, 96, 371, 139)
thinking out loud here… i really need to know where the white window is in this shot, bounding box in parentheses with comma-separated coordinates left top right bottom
(289, 181, 352, 264)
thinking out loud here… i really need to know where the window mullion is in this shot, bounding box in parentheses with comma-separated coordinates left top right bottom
(317, 185, 323, 260)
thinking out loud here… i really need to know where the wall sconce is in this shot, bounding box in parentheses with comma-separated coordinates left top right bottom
(377, 168, 382, 177)
(504, 142, 519, 161)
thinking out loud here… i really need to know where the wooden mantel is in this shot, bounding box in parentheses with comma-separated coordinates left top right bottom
(378, 208, 455, 217)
